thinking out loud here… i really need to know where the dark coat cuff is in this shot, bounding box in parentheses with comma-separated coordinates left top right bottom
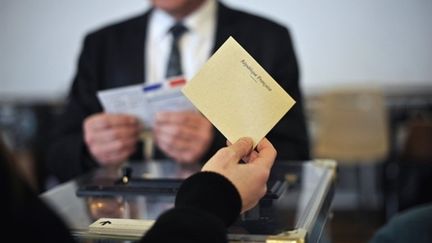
(175, 171, 242, 226)
(141, 207, 228, 243)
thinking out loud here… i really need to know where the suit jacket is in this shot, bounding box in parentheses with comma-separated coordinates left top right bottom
(46, 2, 310, 182)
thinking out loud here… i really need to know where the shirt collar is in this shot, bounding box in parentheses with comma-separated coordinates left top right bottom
(183, 0, 217, 35)
(149, 0, 217, 40)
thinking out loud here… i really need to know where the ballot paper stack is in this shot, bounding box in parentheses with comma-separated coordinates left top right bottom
(97, 78, 195, 128)
(88, 218, 155, 238)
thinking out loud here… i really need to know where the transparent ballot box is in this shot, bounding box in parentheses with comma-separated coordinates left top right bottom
(41, 160, 336, 243)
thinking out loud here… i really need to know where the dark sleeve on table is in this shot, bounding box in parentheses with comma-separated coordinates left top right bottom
(140, 171, 241, 243)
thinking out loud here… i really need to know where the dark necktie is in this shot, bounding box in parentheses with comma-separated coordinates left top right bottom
(165, 22, 188, 78)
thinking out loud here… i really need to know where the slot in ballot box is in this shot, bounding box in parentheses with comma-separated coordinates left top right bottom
(41, 160, 336, 243)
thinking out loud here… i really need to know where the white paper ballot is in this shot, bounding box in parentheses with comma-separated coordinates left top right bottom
(97, 84, 153, 126)
(97, 79, 196, 128)
(145, 85, 196, 114)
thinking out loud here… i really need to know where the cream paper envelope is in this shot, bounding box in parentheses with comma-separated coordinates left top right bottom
(182, 36, 295, 147)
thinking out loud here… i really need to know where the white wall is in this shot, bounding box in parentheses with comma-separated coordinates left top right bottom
(1, 0, 431, 99)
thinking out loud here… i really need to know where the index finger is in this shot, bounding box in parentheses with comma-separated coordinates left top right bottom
(254, 138, 277, 169)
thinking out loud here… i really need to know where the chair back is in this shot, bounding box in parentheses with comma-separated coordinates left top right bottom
(400, 118, 432, 163)
(312, 88, 390, 164)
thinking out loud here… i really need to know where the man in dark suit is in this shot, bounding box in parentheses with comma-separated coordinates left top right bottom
(46, 0, 310, 182)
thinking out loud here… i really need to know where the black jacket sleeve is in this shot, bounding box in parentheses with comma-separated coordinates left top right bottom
(141, 171, 242, 243)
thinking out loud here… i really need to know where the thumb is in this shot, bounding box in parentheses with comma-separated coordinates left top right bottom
(227, 137, 253, 161)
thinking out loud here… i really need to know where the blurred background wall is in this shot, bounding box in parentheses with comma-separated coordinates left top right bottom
(1, 0, 432, 98)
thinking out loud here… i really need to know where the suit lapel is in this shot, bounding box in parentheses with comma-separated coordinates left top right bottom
(121, 10, 151, 86)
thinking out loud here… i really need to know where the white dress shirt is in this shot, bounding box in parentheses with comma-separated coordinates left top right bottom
(145, 0, 217, 85)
